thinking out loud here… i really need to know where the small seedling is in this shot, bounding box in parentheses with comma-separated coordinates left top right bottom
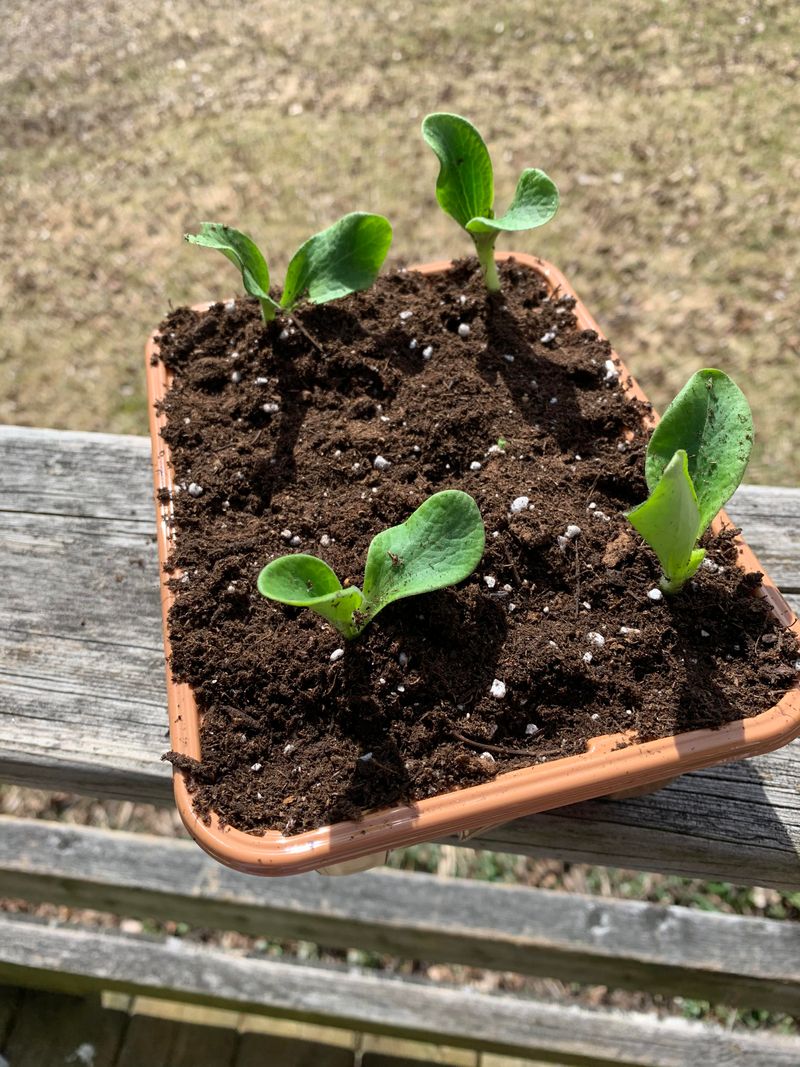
(421, 113, 559, 292)
(257, 491, 485, 638)
(626, 369, 753, 593)
(185, 212, 393, 323)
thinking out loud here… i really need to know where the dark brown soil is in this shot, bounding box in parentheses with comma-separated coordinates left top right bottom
(154, 259, 798, 835)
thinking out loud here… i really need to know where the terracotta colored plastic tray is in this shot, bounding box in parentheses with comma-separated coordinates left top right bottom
(145, 253, 800, 876)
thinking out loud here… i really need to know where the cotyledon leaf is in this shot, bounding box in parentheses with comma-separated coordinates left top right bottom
(281, 212, 393, 310)
(627, 450, 706, 593)
(184, 223, 280, 320)
(257, 492, 485, 638)
(257, 554, 364, 639)
(645, 369, 754, 535)
(466, 168, 560, 235)
(421, 113, 494, 231)
(361, 490, 486, 620)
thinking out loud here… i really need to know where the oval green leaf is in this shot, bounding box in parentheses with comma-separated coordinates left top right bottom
(361, 490, 485, 625)
(645, 369, 754, 535)
(185, 223, 280, 320)
(280, 212, 393, 310)
(421, 113, 494, 231)
(627, 450, 705, 593)
(467, 168, 560, 235)
(257, 554, 363, 638)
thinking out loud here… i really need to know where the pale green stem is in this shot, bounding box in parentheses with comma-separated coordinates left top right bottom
(259, 298, 278, 324)
(473, 233, 501, 293)
(659, 573, 686, 595)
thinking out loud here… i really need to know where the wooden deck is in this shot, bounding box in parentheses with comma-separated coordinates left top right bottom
(2, 424, 800, 1065)
(1, 987, 479, 1067)
(2, 425, 799, 887)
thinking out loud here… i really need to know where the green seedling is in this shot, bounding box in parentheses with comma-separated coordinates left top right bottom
(257, 490, 485, 638)
(421, 113, 559, 292)
(626, 369, 753, 593)
(185, 212, 392, 323)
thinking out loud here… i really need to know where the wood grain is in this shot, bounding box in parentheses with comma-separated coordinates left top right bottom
(1, 915, 799, 1067)
(0, 816, 798, 1013)
(0, 989, 128, 1067)
(115, 1011, 239, 1067)
(235, 1033, 354, 1067)
(0, 985, 22, 1048)
(2, 426, 800, 884)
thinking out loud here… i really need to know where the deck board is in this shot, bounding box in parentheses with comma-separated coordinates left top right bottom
(0, 989, 127, 1067)
(2, 426, 799, 884)
(2, 916, 800, 1067)
(115, 1011, 240, 1067)
(1, 815, 799, 1011)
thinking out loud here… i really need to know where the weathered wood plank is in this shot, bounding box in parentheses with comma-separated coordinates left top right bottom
(1, 989, 127, 1067)
(1, 915, 798, 1067)
(0, 429, 170, 802)
(0, 816, 798, 1014)
(361, 1033, 477, 1066)
(0, 426, 154, 523)
(479, 1058, 561, 1067)
(723, 485, 800, 593)
(237, 1013, 357, 1052)
(235, 1033, 353, 1067)
(459, 738, 800, 890)
(0, 985, 22, 1047)
(361, 1056, 448, 1067)
(2, 425, 800, 884)
(116, 1011, 240, 1067)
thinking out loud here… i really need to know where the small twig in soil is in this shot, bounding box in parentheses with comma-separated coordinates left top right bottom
(289, 314, 324, 353)
(503, 542, 523, 588)
(451, 730, 560, 759)
(584, 473, 600, 507)
(574, 540, 582, 618)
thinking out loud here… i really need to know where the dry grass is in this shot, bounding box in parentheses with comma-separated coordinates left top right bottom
(2, 0, 799, 482)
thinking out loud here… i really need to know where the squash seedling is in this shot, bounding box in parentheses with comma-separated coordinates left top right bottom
(421, 113, 559, 292)
(626, 369, 753, 593)
(185, 212, 393, 323)
(258, 491, 485, 638)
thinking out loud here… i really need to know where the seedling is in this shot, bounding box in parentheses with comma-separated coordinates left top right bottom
(626, 369, 753, 593)
(185, 212, 393, 323)
(257, 490, 485, 638)
(421, 113, 559, 292)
